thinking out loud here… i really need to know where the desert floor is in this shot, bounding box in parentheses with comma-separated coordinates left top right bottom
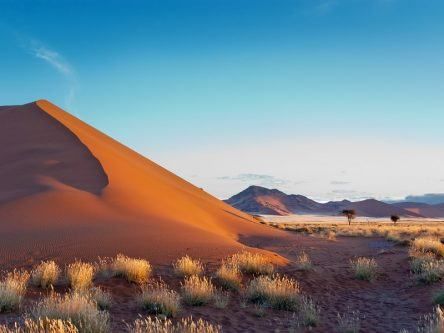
(1, 221, 442, 333)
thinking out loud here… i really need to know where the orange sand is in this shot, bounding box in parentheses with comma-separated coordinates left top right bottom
(0, 101, 288, 267)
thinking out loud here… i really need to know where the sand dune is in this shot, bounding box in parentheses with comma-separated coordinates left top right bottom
(0, 101, 286, 268)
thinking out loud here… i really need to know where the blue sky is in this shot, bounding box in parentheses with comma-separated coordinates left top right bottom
(1, 0, 444, 200)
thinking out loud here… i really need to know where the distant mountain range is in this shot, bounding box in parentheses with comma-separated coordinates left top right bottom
(225, 186, 444, 218)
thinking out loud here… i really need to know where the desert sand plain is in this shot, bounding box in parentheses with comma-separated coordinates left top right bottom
(0, 102, 443, 332)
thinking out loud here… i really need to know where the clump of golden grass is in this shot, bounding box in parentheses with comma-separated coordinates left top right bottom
(112, 254, 152, 284)
(229, 251, 274, 275)
(31, 291, 109, 333)
(410, 239, 444, 284)
(267, 221, 444, 243)
(0, 318, 79, 333)
(138, 281, 180, 318)
(31, 261, 61, 289)
(214, 291, 230, 309)
(411, 257, 444, 284)
(0, 270, 30, 312)
(67, 261, 95, 291)
(246, 274, 300, 311)
(295, 251, 312, 271)
(350, 257, 378, 281)
(412, 237, 444, 257)
(173, 256, 204, 277)
(385, 232, 410, 246)
(337, 308, 361, 333)
(181, 276, 215, 306)
(215, 261, 242, 291)
(127, 316, 222, 333)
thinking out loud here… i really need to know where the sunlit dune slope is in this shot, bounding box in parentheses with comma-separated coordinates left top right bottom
(0, 101, 287, 267)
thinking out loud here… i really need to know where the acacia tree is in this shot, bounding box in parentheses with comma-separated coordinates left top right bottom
(390, 215, 400, 225)
(342, 209, 356, 225)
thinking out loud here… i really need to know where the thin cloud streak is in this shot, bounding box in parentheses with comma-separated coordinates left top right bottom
(20, 37, 77, 108)
(32, 43, 73, 76)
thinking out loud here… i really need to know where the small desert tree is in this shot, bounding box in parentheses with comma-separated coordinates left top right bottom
(390, 215, 400, 225)
(342, 209, 356, 226)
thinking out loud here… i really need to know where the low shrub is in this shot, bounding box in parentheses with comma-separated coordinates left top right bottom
(173, 256, 203, 277)
(66, 261, 95, 291)
(112, 254, 152, 284)
(31, 292, 109, 333)
(299, 296, 319, 327)
(337, 308, 361, 333)
(88, 287, 112, 310)
(295, 252, 312, 271)
(412, 237, 444, 257)
(31, 261, 61, 289)
(246, 274, 300, 311)
(0, 270, 30, 312)
(0, 318, 79, 333)
(417, 306, 444, 333)
(350, 257, 378, 281)
(215, 262, 242, 291)
(138, 281, 180, 318)
(181, 276, 215, 306)
(127, 316, 222, 333)
(214, 291, 230, 309)
(229, 251, 274, 275)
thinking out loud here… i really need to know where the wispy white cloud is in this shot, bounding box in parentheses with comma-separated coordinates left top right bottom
(31, 43, 73, 77)
(20, 37, 77, 108)
(218, 173, 305, 189)
(331, 180, 351, 185)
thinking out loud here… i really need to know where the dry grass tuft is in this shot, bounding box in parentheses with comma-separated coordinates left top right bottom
(411, 256, 444, 284)
(337, 308, 361, 333)
(246, 274, 300, 311)
(31, 261, 61, 289)
(0, 318, 79, 333)
(215, 261, 242, 291)
(350, 257, 378, 281)
(412, 237, 444, 257)
(112, 254, 152, 284)
(67, 261, 95, 291)
(229, 251, 274, 275)
(410, 240, 444, 284)
(87, 287, 112, 310)
(31, 291, 109, 333)
(299, 296, 320, 327)
(138, 281, 180, 318)
(181, 276, 215, 306)
(267, 221, 444, 245)
(417, 306, 444, 333)
(173, 256, 204, 277)
(214, 291, 230, 309)
(295, 252, 312, 271)
(128, 316, 222, 333)
(0, 270, 30, 312)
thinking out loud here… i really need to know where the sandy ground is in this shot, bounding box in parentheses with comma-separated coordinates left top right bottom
(261, 214, 444, 225)
(0, 231, 440, 332)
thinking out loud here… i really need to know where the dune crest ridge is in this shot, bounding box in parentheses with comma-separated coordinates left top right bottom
(0, 100, 287, 267)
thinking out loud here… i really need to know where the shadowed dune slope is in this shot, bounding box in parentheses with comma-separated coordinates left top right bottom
(0, 101, 287, 267)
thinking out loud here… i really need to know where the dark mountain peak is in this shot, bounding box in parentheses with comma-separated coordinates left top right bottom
(236, 185, 286, 197)
(225, 186, 438, 217)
